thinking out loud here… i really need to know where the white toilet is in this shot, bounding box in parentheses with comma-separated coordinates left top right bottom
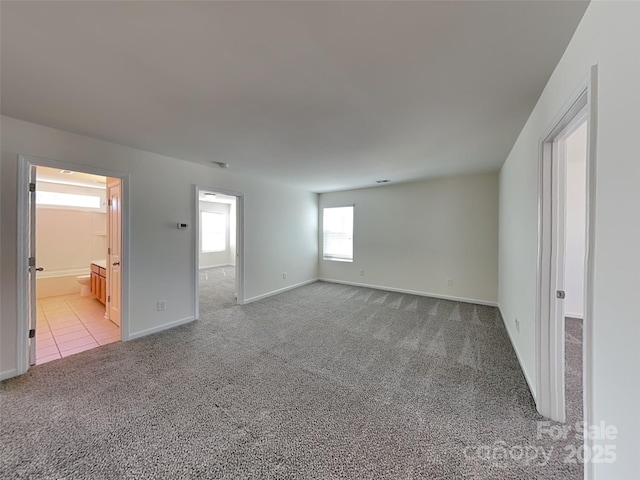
(77, 275, 91, 296)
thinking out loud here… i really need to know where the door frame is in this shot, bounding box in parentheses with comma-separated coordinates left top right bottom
(16, 155, 130, 375)
(535, 65, 597, 430)
(194, 185, 245, 320)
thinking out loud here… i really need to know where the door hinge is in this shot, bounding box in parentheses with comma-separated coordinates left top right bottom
(107, 295, 110, 303)
(108, 199, 112, 207)
(29, 329, 36, 338)
(29, 183, 36, 192)
(28, 257, 36, 267)
(108, 247, 111, 255)
(556, 290, 566, 299)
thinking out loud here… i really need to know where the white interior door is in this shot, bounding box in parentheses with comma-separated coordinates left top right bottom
(107, 178, 122, 327)
(27, 165, 39, 365)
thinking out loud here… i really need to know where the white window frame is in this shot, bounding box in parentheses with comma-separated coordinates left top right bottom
(322, 205, 354, 262)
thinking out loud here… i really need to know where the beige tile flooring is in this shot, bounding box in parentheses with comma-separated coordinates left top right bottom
(36, 294, 120, 365)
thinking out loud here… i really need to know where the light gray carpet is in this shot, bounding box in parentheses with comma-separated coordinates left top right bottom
(565, 317, 583, 426)
(1, 282, 581, 479)
(199, 266, 236, 312)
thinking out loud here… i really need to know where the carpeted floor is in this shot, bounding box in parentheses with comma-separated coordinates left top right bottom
(565, 317, 583, 426)
(199, 266, 237, 312)
(1, 282, 582, 479)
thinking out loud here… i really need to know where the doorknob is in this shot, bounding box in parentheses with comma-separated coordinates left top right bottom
(113, 262, 120, 266)
(35, 267, 44, 272)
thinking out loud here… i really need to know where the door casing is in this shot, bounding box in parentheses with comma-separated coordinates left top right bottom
(535, 66, 596, 452)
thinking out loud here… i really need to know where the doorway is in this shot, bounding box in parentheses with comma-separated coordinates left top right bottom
(562, 121, 587, 425)
(32, 166, 121, 364)
(536, 77, 594, 427)
(16, 155, 129, 375)
(195, 187, 244, 318)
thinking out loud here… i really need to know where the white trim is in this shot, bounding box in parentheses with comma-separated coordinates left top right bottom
(243, 278, 319, 305)
(583, 66, 598, 480)
(318, 278, 498, 307)
(535, 68, 595, 479)
(536, 78, 590, 423)
(498, 305, 537, 401)
(565, 312, 583, 320)
(199, 263, 234, 270)
(128, 316, 195, 340)
(1, 369, 18, 381)
(16, 159, 30, 375)
(194, 186, 244, 318)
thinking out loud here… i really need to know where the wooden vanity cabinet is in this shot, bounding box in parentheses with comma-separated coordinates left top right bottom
(90, 263, 107, 304)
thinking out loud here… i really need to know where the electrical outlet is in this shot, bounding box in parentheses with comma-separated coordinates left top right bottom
(515, 318, 520, 332)
(359, 270, 365, 276)
(282, 272, 287, 280)
(446, 278, 453, 286)
(157, 300, 166, 311)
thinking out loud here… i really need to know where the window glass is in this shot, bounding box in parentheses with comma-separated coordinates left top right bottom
(202, 211, 226, 252)
(323, 206, 354, 261)
(36, 191, 101, 209)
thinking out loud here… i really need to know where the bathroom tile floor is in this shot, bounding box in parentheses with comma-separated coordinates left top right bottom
(36, 294, 120, 365)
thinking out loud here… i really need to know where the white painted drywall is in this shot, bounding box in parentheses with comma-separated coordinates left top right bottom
(0, 116, 318, 378)
(319, 173, 499, 304)
(198, 200, 231, 268)
(498, 3, 640, 478)
(35, 208, 107, 297)
(564, 123, 587, 319)
(35, 182, 108, 281)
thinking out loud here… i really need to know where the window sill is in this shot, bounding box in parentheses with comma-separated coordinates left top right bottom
(323, 257, 353, 263)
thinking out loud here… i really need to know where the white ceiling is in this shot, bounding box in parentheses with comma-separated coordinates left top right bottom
(0, 1, 588, 192)
(36, 166, 106, 190)
(199, 191, 236, 205)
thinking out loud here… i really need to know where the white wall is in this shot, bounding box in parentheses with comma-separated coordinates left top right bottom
(564, 123, 587, 319)
(498, 3, 640, 479)
(319, 172, 499, 304)
(36, 208, 107, 298)
(198, 200, 232, 268)
(1, 115, 319, 378)
(36, 181, 108, 272)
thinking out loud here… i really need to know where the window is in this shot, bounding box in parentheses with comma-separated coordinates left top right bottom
(323, 206, 354, 262)
(36, 191, 101, 209)
(201, 211, 226, 253)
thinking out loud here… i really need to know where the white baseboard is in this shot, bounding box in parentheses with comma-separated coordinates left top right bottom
(1, 368, 18, 381)
(565, 312, 583, 320)
(128, 316, 196, 340)
(318, 278, 498, 307)
(243, 278, 319, 305)
(497, 304, 537, 401)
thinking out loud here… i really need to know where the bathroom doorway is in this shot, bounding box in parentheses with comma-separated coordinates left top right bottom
(17, 155, 128, 374)
(195, 187, 244, 318)
(32, 167, 120, 364)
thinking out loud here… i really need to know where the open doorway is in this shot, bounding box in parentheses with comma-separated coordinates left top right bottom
(562, 121, 587, 425)
(536, 79, 594, 428)
(17, 155, 129, 375)
(195, 187, 243, 317)
(32, 167, 121, 364)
